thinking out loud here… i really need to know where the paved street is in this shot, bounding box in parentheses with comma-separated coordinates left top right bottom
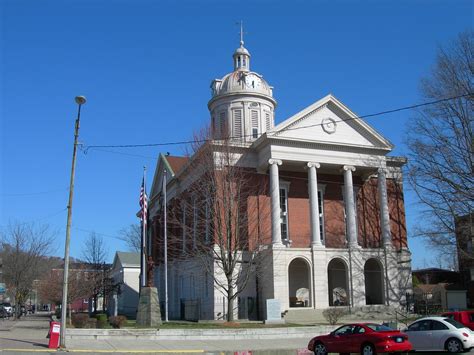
(0, 313, 312, 355)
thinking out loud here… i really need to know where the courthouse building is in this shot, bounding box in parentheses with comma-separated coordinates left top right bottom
(148, 38, 412, 321)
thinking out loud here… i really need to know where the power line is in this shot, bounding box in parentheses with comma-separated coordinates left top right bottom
(83, 93, 471, 152)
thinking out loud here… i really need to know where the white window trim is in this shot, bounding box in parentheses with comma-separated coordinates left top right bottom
(193, 197, 197, 250)
(205, 199, 210, 244)
(318, 184, 326, 245)
(280, 181, 291, 243)
(182, 202, 186, 254)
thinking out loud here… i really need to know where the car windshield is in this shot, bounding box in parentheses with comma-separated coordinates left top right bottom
(366, 324, 394, 331)
(3, 303, 11, 307)
(444, 318, 466, 329)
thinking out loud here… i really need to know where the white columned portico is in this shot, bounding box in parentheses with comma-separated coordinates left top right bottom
(378, 168, 392, 248)
(307, 162, 323, 248)
(343, 165, 359, 248)
(269, 159, 283, 246)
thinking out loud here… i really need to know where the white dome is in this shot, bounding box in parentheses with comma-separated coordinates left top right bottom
(214, 71, 274, 99)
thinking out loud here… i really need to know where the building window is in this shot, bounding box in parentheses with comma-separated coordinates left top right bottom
(280, 183, 290, 241)
(237, 57, 241, 67)
(219, 111, 226, 138)
(251, 109, 259, 139)
(182, 203, 186, 253)
(243, 57, 246, 66)
(205, 200, 210, 243)
(233, 109, 243, 140)
(193, 197, 197, 249)
(318, 189, 325, 243)
(265, 112, 271, 131)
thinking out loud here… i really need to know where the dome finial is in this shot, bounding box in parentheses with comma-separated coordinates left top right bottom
(233, 21, 250, 71)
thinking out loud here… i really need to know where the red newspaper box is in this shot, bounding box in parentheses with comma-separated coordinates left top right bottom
(48, 321, 61, 349)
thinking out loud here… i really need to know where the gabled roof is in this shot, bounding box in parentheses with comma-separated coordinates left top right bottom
(267, 94, 393, 151)
(113, 251, 140, 268)
(166, 155, 188, 175)
(149, 154, 188, 201)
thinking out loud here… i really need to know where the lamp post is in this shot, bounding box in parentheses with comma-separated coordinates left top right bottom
(60, 96, 86, 348)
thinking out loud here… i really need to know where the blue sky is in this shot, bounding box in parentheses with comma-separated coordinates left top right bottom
(1, 0, 472, 267)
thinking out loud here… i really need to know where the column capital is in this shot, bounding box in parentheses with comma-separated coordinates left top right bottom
(268, 158, 282, 166)
(306, 162, 321, 169)
(378, 167, 387, 175)
(343, 165, 356, 172)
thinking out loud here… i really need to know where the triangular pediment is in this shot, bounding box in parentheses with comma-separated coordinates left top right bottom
(270, 94, 393, 150)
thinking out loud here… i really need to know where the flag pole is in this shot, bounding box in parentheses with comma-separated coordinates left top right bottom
(140, 167, 147, 289)
(163, 168, 168, 322)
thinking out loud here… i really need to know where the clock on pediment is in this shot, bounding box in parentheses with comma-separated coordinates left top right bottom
(322, 117, 337, 134)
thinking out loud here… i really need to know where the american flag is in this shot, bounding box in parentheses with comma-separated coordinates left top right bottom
(139, 177, 148, 226)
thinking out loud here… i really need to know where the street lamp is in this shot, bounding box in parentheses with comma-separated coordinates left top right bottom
(60, 96, 86, 348)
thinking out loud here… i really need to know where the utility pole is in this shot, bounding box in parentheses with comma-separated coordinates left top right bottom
(60, 96, 86, 349)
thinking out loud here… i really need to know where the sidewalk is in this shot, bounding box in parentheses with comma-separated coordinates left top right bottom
(0, 314, 314, 355)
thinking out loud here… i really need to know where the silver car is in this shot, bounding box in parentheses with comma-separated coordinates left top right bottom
(404, 316, 474, 353)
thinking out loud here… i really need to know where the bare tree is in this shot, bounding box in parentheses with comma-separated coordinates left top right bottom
(81, 232, 108, 313)
(38, 265, 93, 322)
(164, 129, 271, 321)
(118, 224, 141, 252)
(405, 30, 473, 265)
(0, 222, 56, 317)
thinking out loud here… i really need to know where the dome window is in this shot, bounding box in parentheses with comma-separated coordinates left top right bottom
(251, 110, 259, 139)
(233, 109, 243, 140)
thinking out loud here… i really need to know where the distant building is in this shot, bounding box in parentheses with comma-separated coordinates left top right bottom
(456, 213, 474, 307)
(413, 268, 461, 285)
(149, 38, 413, 321)
(109, 252, 140, 318)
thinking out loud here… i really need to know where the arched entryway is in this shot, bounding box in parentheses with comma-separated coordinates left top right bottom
(364, 258, 384, 305)
(327, 258, 349, 306)
(288, 258, 311, 307)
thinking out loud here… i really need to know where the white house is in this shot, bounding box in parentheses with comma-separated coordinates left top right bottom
(109, 251, 140, 318)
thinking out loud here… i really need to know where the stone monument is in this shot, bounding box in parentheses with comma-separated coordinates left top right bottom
(264, 299, 285, 324)
(136, 256, 162, 327)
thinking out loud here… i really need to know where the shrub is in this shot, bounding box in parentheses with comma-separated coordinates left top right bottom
(71, 313, 89, 328)
(109, 315, 127, 329)
(95, 313, 108, 328)
(86, 318, 97, 328)
(322, 307, 346, 325)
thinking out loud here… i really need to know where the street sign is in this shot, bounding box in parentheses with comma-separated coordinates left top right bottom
(0, 283, 6, 294)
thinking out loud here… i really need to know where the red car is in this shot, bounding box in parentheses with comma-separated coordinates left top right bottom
(307, 323, 412, 355)
(442, 311, 474, 331)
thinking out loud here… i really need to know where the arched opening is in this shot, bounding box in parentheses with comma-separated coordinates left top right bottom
(364, 258, 384, 305)
(327, 258, 349, 306)
(288, 258, 311, 308)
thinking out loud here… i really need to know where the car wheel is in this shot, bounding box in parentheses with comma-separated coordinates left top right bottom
(361, 343, 376, 355)
(313, 342, 328, 355)
(445, 337, 464, 353)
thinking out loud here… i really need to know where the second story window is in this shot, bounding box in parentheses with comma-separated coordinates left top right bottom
(280, 182, 290, 241)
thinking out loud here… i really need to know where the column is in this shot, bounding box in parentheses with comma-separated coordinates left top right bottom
(343, 165, 359, 248)
(307, 162, 323, 247)
(378, 168, 392, 248)
(269, 159, 283, 246)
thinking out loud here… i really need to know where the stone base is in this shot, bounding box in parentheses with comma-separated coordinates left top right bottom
(136, 287, 162, 327)
(264, 319, 285, 324)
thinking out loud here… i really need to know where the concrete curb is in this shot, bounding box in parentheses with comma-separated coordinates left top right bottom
(65, 325, 333, 340)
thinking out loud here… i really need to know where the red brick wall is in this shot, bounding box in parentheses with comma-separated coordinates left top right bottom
(151, 169, 408, 261)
